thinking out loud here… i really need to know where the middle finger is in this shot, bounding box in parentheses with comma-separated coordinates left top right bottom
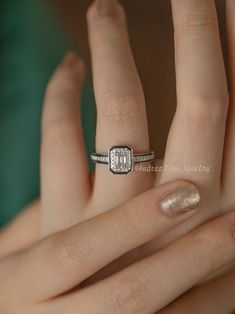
(162, 0, 228, 189)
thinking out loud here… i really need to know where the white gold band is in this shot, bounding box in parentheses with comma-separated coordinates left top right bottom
(91, 146, 155, 174)
(91, 152, 155, 164)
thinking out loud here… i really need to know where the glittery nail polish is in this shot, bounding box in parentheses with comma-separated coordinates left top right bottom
(160, 183, 200, 216)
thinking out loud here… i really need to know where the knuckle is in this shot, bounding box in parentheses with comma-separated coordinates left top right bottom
(99, 92, 143, 126)
(110, 272, 150, 314)
(179, 9, 218, 38)
(189, 227, 226, 274)
(51, 237, 80, 266)
(185, 11, 215, 27)
(179, 94, 228, 131)
(43, 116, 79, 147)
(49, 234, 89, 273)
(119, 200, 146, 238)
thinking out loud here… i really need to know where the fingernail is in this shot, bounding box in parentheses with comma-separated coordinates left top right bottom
(95, 0, 118, 16)
(160, 183, 200, 216)
(63, 52, 78, 63)
(62, 52, 85, 74)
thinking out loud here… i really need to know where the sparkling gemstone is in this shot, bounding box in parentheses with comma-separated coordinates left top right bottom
(109, 146, 132, 174)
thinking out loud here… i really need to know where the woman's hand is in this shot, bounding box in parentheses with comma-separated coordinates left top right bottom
(39, 0, 235, 277)
(40, 0, 153, 238)
(1, 178, 235, 313)
(1, 0, 235, 312)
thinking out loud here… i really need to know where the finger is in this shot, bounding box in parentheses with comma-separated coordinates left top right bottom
(159, 267, 235, 314)
(222, 0, 235, 207)
(41, 53, 90, 235)
(17, 180, 200, 301)
(162, 0, 228, 186)
(87, 0, 152, 211)
(0, 201, 40, 257)
(75, 210, 235, 314)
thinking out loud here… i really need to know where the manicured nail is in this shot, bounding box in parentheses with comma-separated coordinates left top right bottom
(160, 183, 200, 216)
(95, 0, 118, 16)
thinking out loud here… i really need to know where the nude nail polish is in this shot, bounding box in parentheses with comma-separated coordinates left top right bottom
(160, 183, 200, 216)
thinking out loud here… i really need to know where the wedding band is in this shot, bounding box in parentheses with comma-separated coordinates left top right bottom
(91, 146, 155, 174)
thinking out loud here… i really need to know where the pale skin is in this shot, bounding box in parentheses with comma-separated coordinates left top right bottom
(1, 0, 235, 313)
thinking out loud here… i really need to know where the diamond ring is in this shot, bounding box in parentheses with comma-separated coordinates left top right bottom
(91, 146, 155, 174)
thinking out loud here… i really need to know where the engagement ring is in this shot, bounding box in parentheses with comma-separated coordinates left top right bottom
(91, 146, 155, 174)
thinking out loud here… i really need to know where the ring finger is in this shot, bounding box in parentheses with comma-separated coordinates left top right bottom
(87, 0, 152, 213)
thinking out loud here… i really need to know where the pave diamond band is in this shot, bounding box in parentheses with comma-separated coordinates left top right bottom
(90, 152, 155, 164)
(91, 146, 155, 174)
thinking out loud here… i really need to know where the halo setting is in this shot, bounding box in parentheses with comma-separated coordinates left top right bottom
(109, 146, 133, 174)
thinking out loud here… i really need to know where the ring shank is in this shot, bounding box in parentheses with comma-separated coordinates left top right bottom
(91, 151, 155, 165)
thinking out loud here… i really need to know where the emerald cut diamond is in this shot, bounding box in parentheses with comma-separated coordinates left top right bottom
(109, 146, 133, 174)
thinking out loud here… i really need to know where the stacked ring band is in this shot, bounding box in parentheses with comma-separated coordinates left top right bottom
(91, 146, 155, 174)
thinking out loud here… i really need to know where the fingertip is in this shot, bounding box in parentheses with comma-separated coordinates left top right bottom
(60, 52, 86, 79)
(48, 52, 86, 95)
(44, 52, 87, 121)
(87, 0, 123, 22)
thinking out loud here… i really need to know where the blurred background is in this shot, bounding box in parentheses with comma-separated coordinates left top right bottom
(0, 0, 226, 227)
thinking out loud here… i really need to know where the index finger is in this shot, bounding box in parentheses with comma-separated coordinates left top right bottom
(16, 180, 200, 301)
